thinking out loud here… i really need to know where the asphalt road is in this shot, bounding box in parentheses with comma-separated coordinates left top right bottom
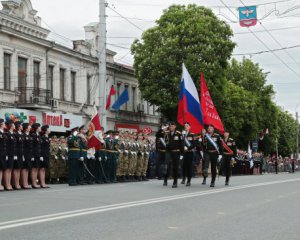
(0, 173, 300, 240)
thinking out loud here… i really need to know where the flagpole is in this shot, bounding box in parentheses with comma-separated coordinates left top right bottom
(98, 0, 107, 130)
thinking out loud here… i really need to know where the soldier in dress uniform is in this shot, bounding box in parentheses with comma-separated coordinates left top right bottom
(95, 127, 107, 184)
(111, 131, 120, 183)
(78, 125, 88, 185)
(155, 123, 169, 181)
(181, 122, 196, 187)
(68, 127, 80, 186)
(203, 124, 223, 187)
(13, 121, 24, 190)
(21, 123, 32, 189)
(4, 120, 16, 191)
(0, 119, 6, 191)
(164, 122, 183, 188)
(222, 130, 237, 186)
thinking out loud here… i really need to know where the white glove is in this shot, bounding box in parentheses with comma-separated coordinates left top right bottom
(98, 157, 102, 162)
(73, 131, 78, 137)
(23, 156, 25, 162)
(40, 157, 44, 162)
(5, 156, 8, 161)
(218, 155, 222, 162)
(59, 146, 62, 150)
(62, 157, 66, 160)
(55, 156, 58, 160)
(14, 156, 18, 161)
(180, 155, 184, 160)
(31, 158, 34, 162)
(231, 157, 235, 161)
(79, 157, 84, 162)
(124, 150, 129, 154)
(105, 156, 108, 160)
(184, 146, 188, 151)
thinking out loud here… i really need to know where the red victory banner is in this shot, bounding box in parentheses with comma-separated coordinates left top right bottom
(88, 110, 103, 149)
(200, 73, 224, 134)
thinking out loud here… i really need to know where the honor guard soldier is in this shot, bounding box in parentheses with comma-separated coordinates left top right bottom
(222, 130, 237, 186)
(203, 124, 223, 187)
(116, 131, 125, 182)
(78, 125, 88, 185)
(21, 123, 32, 189)
(40, 125, 51, 188)
(0, 119, 6, 191)
(67, 127, 80, 186)
(5, 120, 16, 191)
(165, 122, 183, 188)
(181, 122, 196, 187)
(135, 132, 145, 181)
(122, 131, 131, 181)
(13, 121, 24, 190)
(95, 127, 107, 184)
(155, 123, 169, 181)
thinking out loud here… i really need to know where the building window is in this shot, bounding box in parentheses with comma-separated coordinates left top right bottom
(33, 61, 40, 89)
(86, 75, 91, 105)
(132, 86, 136, 111)
(71, 71, 76, 102)
(47, 65, 54, 96)
(116, 83, 121, 97)
(18, 57, 27, 102)
(125, 85, 129, 111)
(4, 53, 11, 90)
(60, 68, 65, 100)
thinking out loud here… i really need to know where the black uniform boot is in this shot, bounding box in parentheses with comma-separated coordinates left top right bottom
(186, 181, 191, 187)
(181, 179, 186, 185)
(202, 178, 207, 185)
(172, 182, 178, 188)
(210, 182, 215, 188)
(163, 180, 167, 186)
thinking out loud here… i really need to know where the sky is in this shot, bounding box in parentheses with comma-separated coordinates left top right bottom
(27, 0, 300, 116)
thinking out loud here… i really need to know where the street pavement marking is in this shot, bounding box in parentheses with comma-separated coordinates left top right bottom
(0, 178, 299, 231)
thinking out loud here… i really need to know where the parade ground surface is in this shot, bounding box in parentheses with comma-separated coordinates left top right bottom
(0, 174, 299, 240)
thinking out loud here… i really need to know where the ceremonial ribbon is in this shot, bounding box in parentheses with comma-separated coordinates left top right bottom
(205, 133, 219, 154)
(221, 139, 234, 155)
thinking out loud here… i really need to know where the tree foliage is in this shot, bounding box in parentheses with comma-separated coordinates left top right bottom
(131, 4, 298, 156)
(132, 4, 235, 119)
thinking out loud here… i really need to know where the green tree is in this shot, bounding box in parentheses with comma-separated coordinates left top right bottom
(132, 4, 235, 119)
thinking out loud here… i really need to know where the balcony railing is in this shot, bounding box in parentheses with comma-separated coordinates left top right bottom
(15, 87, 52, 105)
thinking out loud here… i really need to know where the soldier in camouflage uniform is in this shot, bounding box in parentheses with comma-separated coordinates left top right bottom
(116, 131, 125, 182)
(122, 131, 130, 181)
(135, 133, 145, 181)
(128, 132, 138, 181)
(141, 133, 151, 181)
(49, 136, 59, 184)
(59, 136, 68, 183)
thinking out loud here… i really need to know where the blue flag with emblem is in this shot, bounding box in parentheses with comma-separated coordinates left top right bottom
(112, 88, 129, 111)
(239, 6, 257, 27)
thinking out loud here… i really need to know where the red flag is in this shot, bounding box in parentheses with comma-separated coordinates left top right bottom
(200, 73, 224, 133)
(106, 85, 117, 110)
(87, 110, 103, 149)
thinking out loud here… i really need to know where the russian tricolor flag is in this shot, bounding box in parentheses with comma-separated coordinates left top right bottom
(177, 64, 204, 133)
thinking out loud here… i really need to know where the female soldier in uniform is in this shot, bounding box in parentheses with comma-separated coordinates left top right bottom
(4, 120, 16, 191)
(13, 121, 24, 190)
(40, 125, 50, 188)
(21, 123, 32, 189)
(0, 119, 6, 191)
(31, 123, 42, 189)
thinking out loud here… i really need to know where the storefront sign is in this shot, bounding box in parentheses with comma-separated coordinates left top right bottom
(0, 109, 83, 133)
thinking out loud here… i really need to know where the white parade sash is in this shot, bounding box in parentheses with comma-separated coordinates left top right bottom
(205, 133, 219, 154)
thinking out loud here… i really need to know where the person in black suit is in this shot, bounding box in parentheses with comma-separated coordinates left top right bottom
(21, 123, 32, 189)
(12, 121, 23, 190)
(40, 125, 51, 188)
(31, 123, 42, 189)
(0, 118, 6, 191)
(4, 120, 16, 191)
